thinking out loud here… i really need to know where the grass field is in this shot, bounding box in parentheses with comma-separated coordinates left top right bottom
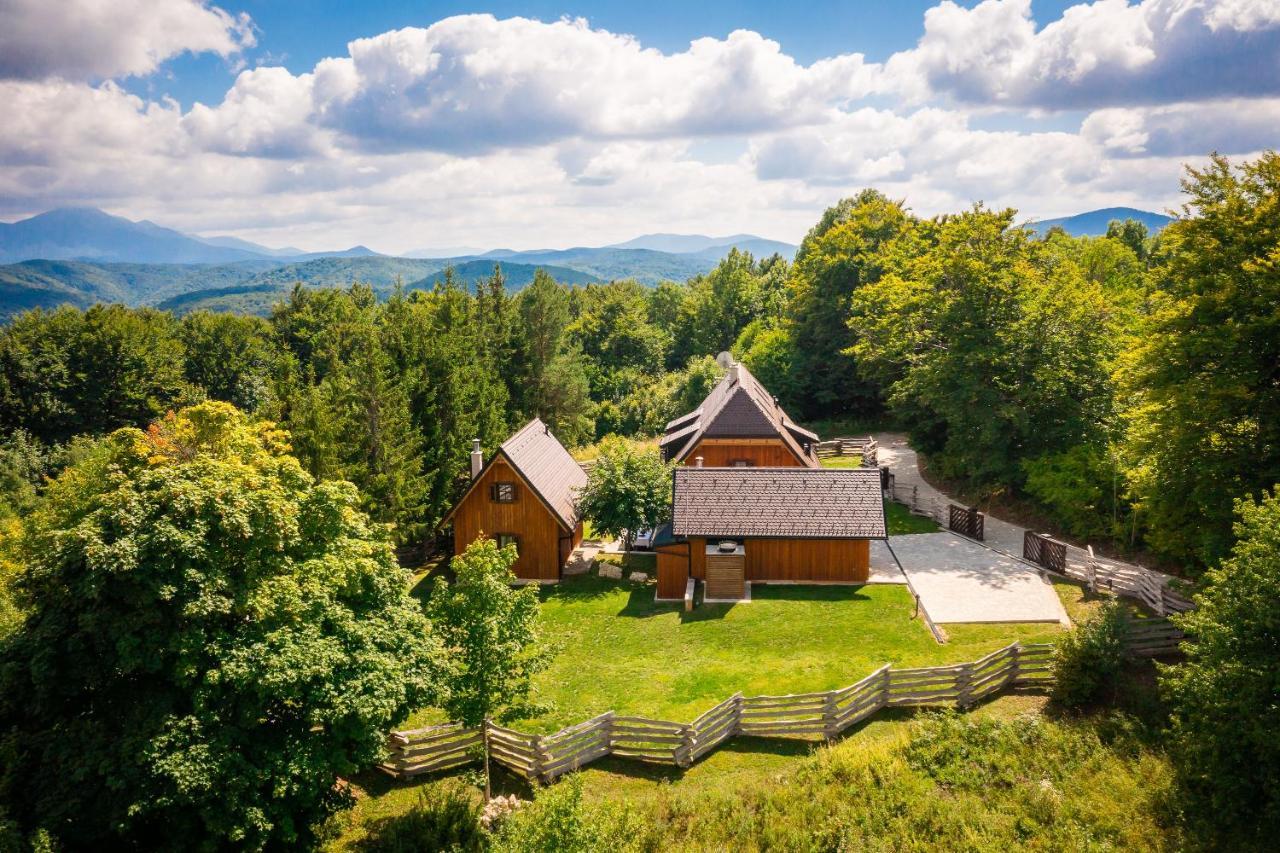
(332, 571, 1101, 849)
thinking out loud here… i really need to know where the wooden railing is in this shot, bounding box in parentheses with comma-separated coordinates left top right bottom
(815, 436, 877, 467)
(1068, 546, 1194, 616)
(380, 642, 1054, 782)
(949, 504, 985, 541)
(1023, 530, 1068, 572)
(1125, 615, 1186, 657)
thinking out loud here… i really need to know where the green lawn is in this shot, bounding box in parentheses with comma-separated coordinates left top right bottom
(332, 571, 1102, 849)
(886, 501, 939, 534)
(513, 575, 1061, 731)
(817, 453, 864, 468)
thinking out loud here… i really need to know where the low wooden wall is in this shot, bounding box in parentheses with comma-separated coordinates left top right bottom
(745, 538, 869, 582)
(381, 642, 1056, 783)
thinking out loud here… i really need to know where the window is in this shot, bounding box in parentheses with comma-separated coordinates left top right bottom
(496, 533, 519, 554)
(491, 481, 517, 502)
(730, 459, 753, 468)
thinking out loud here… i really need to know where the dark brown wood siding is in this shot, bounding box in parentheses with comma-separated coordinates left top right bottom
(744, 538, 870, 582)
(451, 458, 567, 581)
(656, 542, 690, 599)
(682, 438, 808, 468)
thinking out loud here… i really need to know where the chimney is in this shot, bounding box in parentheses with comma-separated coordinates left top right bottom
(470, 439, 483, 480)
(695, 456, 704, 468)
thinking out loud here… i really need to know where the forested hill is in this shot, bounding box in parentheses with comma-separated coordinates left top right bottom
(0, 256, 598, 317)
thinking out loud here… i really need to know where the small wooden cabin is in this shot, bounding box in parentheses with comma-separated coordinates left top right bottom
(442, 418, 587, 582)
(659, 362, 820, 469)
(655, 467, 887, 600)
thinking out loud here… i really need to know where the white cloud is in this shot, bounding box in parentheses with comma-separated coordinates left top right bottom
(0, 5, 1275, 251)
(188, 15, 879, 155)
(1082, 98, 1280, 156)
(0, 0, 255, 81)
(886, 0, 1280, 109)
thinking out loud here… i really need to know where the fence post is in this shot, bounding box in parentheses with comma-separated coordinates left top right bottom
(1146, 569, 1166, 617)
(955, 662, 974, 709)
(532, 733, 548, 784)
(911, 485, 919, 511)
(1008, 643, 1021, 688)
(483, 718, 493, 800)
(1085, 546, 1098, 592)
(822, 690, 838, 741)
(677, 724, 696, 768)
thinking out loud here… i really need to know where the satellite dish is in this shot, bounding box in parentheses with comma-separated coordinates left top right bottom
(715, 351, 734, 369)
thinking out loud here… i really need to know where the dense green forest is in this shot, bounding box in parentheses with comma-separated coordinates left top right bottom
(2, 154, 1276, 570)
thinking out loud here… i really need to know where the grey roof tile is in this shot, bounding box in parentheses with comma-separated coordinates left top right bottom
(671, 467, 886, 539)
(661, 362, 819, 466)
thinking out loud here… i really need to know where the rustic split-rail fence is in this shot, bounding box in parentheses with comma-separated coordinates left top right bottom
(814, 436, 877, 466)
(381, 641, 1054, 782)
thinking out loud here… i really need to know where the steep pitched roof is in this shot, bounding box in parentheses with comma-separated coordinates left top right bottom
(442, 418, 587, 531)
(660, 362, 819, 466)
(671, 467, 886, 539)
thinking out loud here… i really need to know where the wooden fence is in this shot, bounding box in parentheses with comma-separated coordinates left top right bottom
(1124, 615, 1186, 657)
(381, 642, 1054, 783)
(1023, 530, 1068, 572)
(892, 483, 948, 526)
(949, 504, 985, 541)
(815, 436, 877, 467)
(1060, 544, 1193, 616)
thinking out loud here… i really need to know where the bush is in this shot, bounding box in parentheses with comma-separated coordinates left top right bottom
(1161, 488, 1280, 843)
(358, 783, 484, 853)
(1052, 598, 1129, 707)
(491, 775, 592, 852)
(1022, 444, 1127, 540)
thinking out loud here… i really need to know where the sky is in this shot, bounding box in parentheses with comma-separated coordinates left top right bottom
(1, 0, 1277, 253)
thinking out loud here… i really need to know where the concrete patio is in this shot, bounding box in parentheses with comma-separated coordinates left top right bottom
(888, 531, 1070, 625)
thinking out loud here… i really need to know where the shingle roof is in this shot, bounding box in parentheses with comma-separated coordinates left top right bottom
(441, 418, 586, 531)
(498, 418, 588, 530)
(660, 362, 819, 466)
(671, 467, 886, 539)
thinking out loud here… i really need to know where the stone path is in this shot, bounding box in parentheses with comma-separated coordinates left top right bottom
(874, 432, 1142, 580)
(887, 532, 1069, 624)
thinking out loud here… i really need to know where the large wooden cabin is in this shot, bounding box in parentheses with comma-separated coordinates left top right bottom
(655, 467, 887, 600)
(442, 418, 586, 582)
(659, 362, 819, 468)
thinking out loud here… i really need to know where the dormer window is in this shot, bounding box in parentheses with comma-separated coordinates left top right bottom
(491, 482, 518, 503)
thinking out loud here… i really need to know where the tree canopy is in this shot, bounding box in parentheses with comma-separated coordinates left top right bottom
(0, 402, 443, 849)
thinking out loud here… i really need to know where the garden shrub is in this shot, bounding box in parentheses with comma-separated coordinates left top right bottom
(1052, 597, 1129, 707)
(358, 782, 485, 853)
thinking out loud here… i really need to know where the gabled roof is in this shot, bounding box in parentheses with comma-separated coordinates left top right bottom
(660, 362, 819, 467)
(442, 418, 587, 531)
(671, 467, 886, 539)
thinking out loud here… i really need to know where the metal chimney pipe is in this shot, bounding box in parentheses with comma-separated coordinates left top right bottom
(470, 439, 483, 480)
(695, 456, 704, 468)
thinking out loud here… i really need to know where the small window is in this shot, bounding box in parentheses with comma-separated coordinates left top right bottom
(730, 459, 753, 468)
(491, 481, 518, 503)
(496, 533, 520, 554)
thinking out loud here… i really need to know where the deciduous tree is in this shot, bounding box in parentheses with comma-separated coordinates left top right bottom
(0, 402, 443, 850)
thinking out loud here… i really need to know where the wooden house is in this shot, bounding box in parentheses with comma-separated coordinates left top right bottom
(655, 467, 887, 600)
(442, 418, 587, 582)
(659, 362, 820, 468)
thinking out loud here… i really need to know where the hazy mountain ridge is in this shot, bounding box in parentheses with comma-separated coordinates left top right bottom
(0, 206, 1168, 318)
(1027, 206, 1172, 236)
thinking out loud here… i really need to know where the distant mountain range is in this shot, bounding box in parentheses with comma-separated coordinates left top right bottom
(1026, 207, 1172, 236)
(0, 205, 1172, 318)
(0, 207, 800, 317)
